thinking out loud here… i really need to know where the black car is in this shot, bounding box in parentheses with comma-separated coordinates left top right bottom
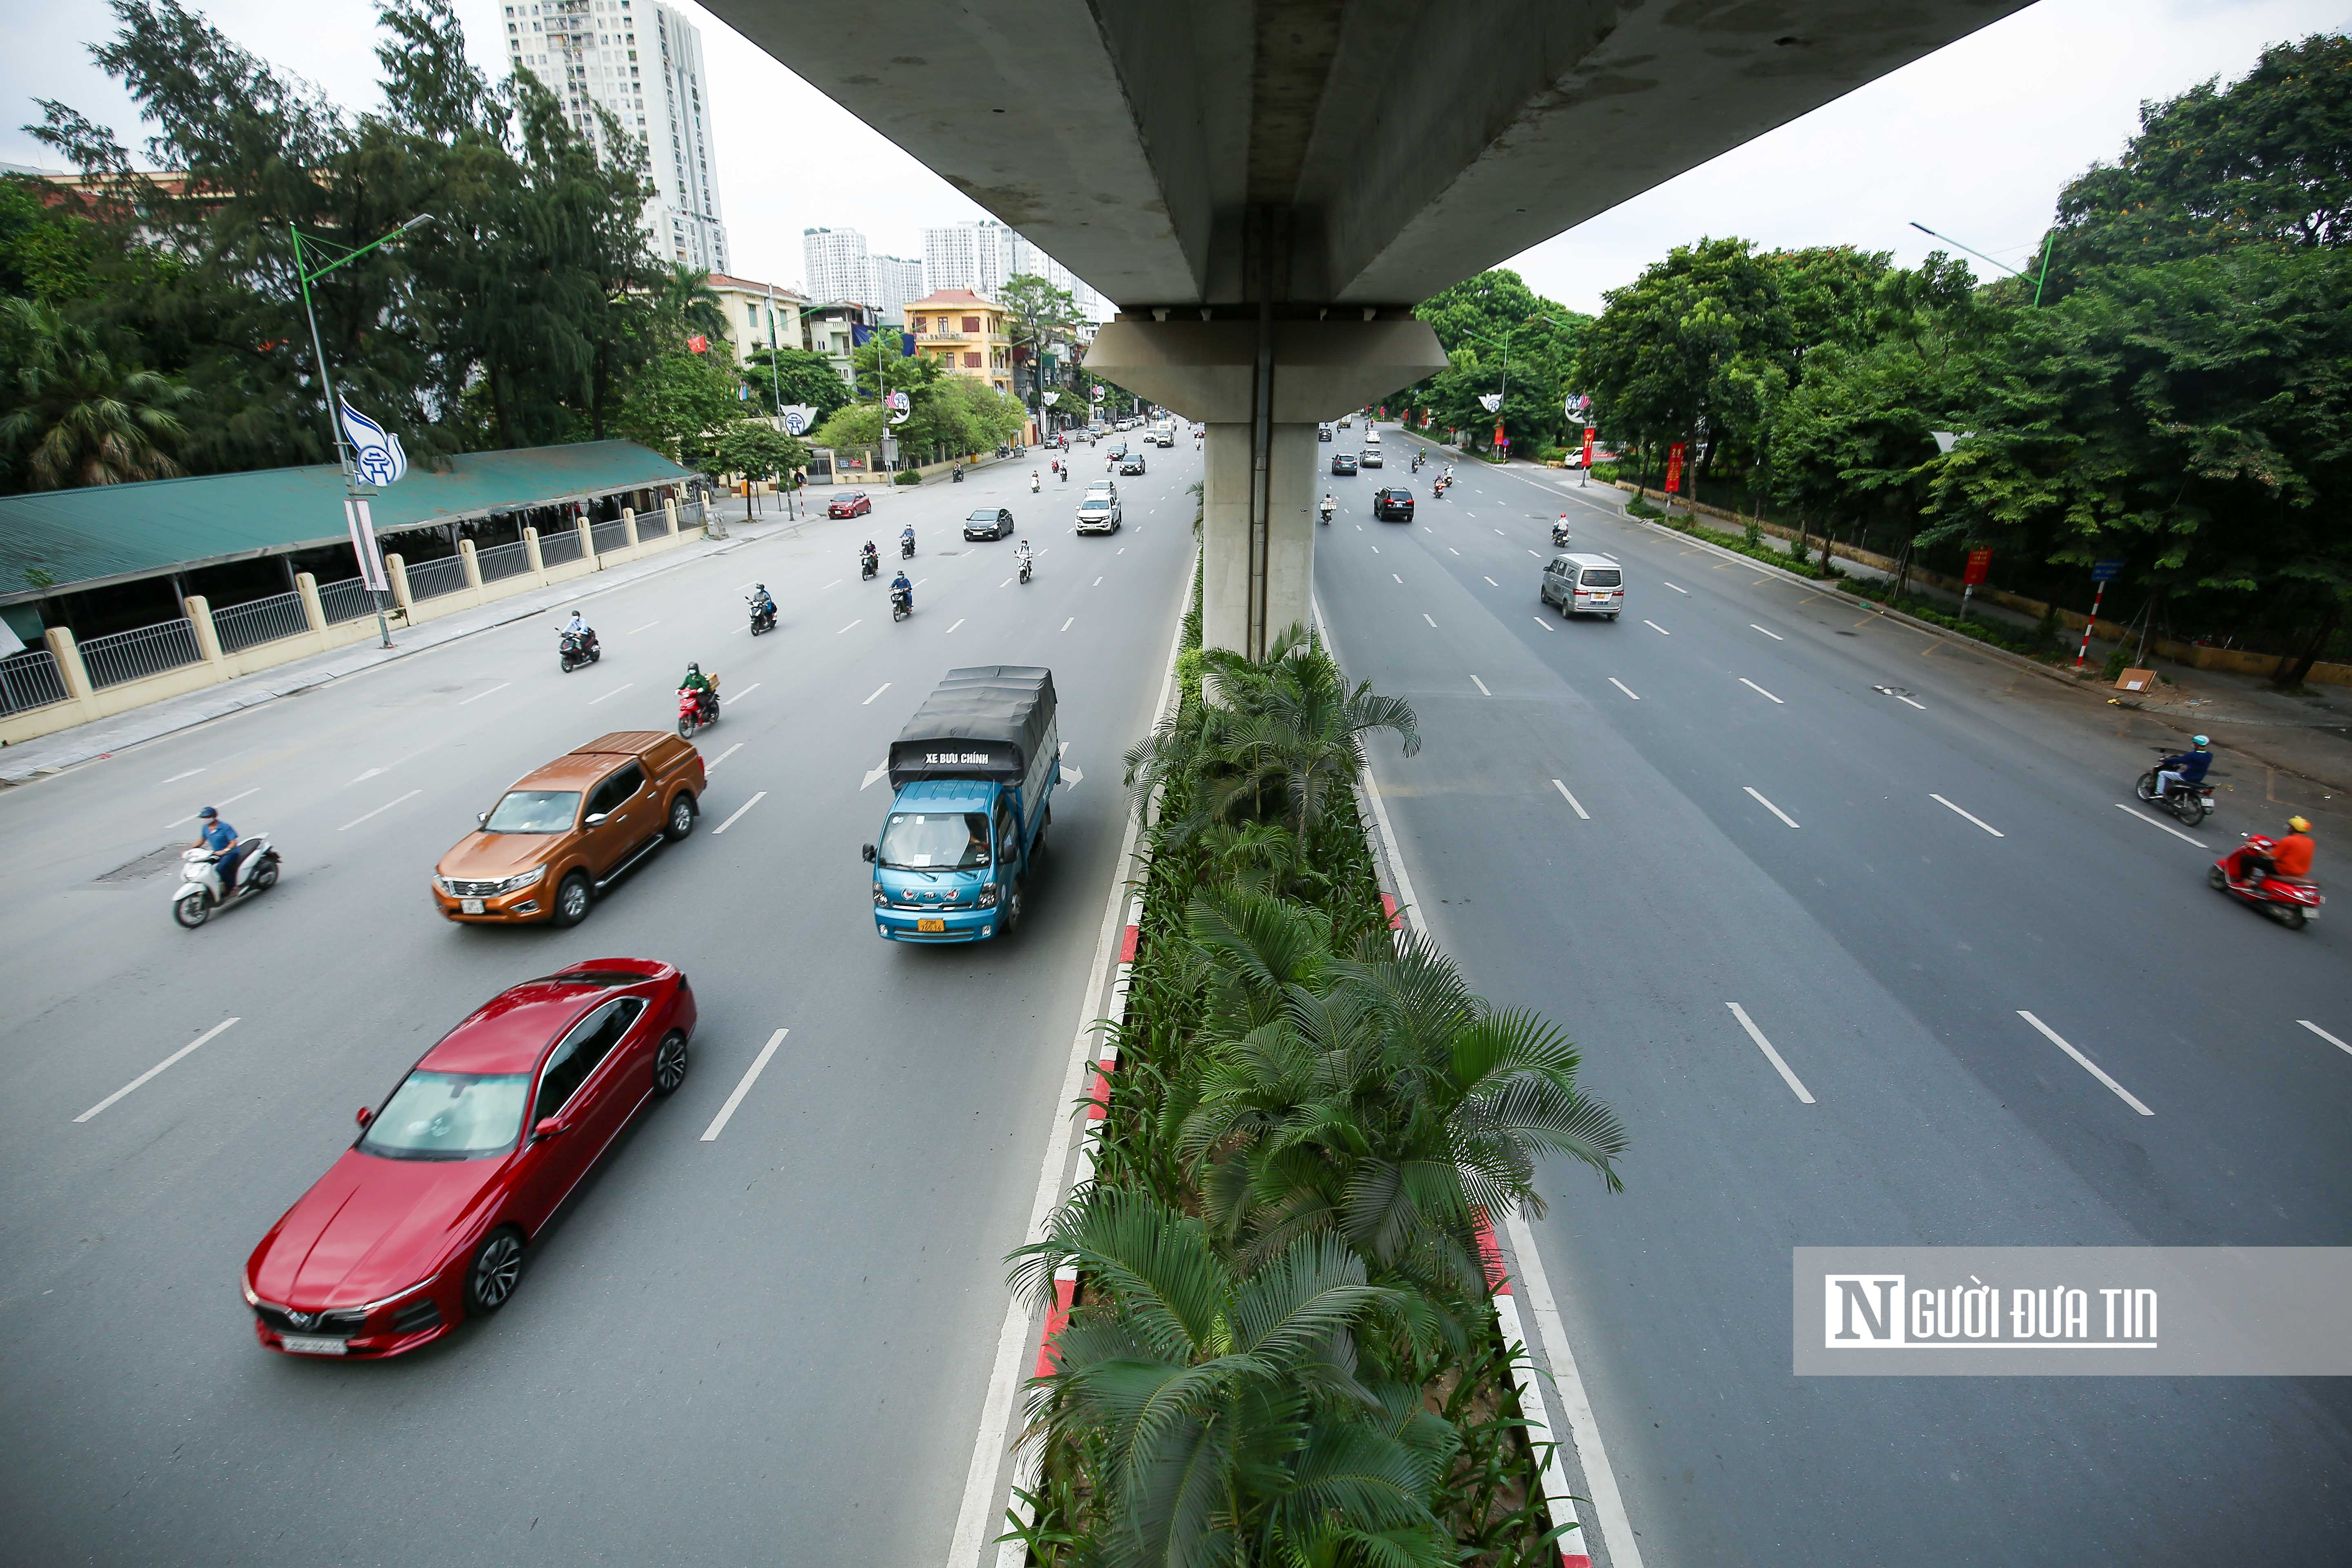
(1331, 452, 1359, 476)
(1372, 486, 1414, 522)
(1107, 441, 1128, 459)
(963, 507, 1015, 541)
(1119, 453, 1148, 475)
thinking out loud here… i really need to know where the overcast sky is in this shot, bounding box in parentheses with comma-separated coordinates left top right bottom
(7, 0, 2346, 312)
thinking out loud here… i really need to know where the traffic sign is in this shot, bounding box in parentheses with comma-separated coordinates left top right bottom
(2091, 559, 2124, 582)
(1963, 548, 1992, 586)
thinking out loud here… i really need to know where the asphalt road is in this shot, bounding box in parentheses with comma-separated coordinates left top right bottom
(1314, 432, 2352, 1566)
(0, 438, 1196, 1566)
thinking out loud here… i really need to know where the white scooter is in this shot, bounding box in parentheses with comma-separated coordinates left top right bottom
(172, 834, 279, 928)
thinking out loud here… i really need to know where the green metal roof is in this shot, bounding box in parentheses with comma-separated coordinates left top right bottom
(0, 440, 692, 604)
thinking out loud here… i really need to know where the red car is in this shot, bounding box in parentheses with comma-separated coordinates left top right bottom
(243, 959, 696, 1357)
(827, 490, 872, 519)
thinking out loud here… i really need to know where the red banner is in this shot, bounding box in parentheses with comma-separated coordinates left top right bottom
(1963, 548, 1993, 586)
(1665, 441, 1685, 493)
(1581, 426, 1596, 468)
(686, 334, 709, 354)
(1494, 423, 1507, 448)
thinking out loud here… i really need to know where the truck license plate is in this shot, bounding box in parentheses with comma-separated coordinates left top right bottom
(917, 918, 945, 933)
(461, 898, 485, 914)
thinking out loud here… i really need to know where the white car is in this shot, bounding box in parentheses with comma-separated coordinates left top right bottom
(1076, 492, 1123, 534)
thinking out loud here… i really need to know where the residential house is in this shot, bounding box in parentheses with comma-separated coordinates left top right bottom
(704, 274, 808, 370)
(906, 290, 1012, 398)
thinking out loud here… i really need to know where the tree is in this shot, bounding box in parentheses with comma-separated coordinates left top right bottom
(0, 298, 191, 488)
(997, 270, 1078, 427)
(744, 346, 851, 421)
(612, 348, 747, 469)
(708, 421, 809, 486)
(1409, 269, 1586, 454)
(0, 179, 100, 304)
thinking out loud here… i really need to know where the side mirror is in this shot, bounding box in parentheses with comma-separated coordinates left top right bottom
(533, 1116, 566, 1139)
(477, 812, 489, 826)
(355, 1107, 374, 1129)
(861, 843, 878, 864)
(585, 811, 608, 826)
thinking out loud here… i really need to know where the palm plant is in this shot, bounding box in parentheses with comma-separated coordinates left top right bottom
(652, 263, 728, 349)
(1009, 1187, 1458, 1568)
(0, 298, 189, 488)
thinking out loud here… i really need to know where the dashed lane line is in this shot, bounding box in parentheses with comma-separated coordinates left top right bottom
(707, 742, 743, 771)
(1551, 779, 1590, 820)
(1423, 614, 1437, 627)
(862, 683, 891, 706)
(1662, 582, 1688, 594)
(459, 682, 511, 705)
(729, 682, 760, 704)
(1608, 678, 1640, 701)
(947, 618, 965, 633)
(1931, 794, 2005, 837)
(339, 789, 421, 833)
(167, 788, 256, 829)
(1727, 1003, 1815, 1104)
(1532, 617, 1553, 632)
(626, 620, 659, 634)
(1470, 675, 1491, 696)
(1060, 618, 1074, 632)
(2300, 1020, 2352, 1058)
(75, 1018, 241, 1123)
(590, 682, 633, 704)
(1644, 619, 1670, 636)
(2113, 802, 2206, 848)
(1751, 624, 1784, 641)
(163, 767, 205, 783)
(711, 791, 767, 835)
(2018, 1011, 2154, 1116)
(838, 620, 862, 635)
(1483, 576, 1499, 587)
(1740, 677, 1784, 704)
(1743, 786, 1799, 828)
(701, 1028, 789, 1141)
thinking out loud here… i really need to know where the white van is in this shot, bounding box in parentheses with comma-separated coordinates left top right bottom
(1540, 553, 1624, 620)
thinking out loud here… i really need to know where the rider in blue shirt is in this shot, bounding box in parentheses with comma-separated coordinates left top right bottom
(193, 806, 247, 889)
(890, 570, 913, 610)
(2153, 736, 2212, 800)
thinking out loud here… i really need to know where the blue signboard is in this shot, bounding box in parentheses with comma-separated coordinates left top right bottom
(2091, 560, 2124, 582)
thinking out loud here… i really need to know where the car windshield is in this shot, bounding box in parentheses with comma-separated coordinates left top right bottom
(878, 811, 991, 870)
(483, 790, 580, 833)
(1580, 568, 1623, 587)
(361, 1070, 530, 1160)
(967, 510, 999, 521)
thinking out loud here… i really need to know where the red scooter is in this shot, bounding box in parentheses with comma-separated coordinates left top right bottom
(677, 686, 719, 739)
(2210, 835, 2323, 930)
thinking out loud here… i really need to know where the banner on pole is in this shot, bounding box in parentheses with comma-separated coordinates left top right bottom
(337, 400, 408, 488)
(1665, 441, 1686, 493)
(686, 334, 709, 354)
(343, 497, 388, 591)
(1479, 392, 1503, 414)
(1582, 426, 1596, 468)
(1963, 548, 1993, 586)
(779, 404, 815, 435)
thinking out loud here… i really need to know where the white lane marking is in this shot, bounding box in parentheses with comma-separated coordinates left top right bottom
(1663, 581, 1688, 594)
(711, 791, 767, 835)
(1060, 617, 1074, 632)
(1062, 763, 1083, 790)
(1393, 574, 1403, 584)
(167, 788, 257, 829)
(838, 619, 862, 634)
(2114, 802, 2206, 848)
(164, 767, 205, 783)
(706, 742, 743, 771)
(1117, 547, 1125, 555)
(1931, 793, 2006, 837)
(590, 682, 633, 704)
(1370, 545, 1381, 554)
(1750, 624, 1784, 640)
(729, 682, 761, 703)
(1470, 675, 1491, 696)
(1483, 576, 1499, 587)
(350, 766, 385, 784)
(822, 579, 842, 590)
(946, 618, 965, 633)
(1494, 528, 1506, 537)
(862, 682, 891, 706)
(861, 761, 889, 791)
(2018, 1011, 2154, 1116)
(1000, 577, 1013, 588)
(2299, 1020, 2352, 1058)
(1727, 1003, 1815, 1104)
(626, 620, 659, 634)
(1894, 693, 1928, 710)
(1552, 779, 1590, 820)
(75, 1018, 241, 1123)
(1740, 677, 1784, 704)
(459, 681, 510, 705)
(701, 1028, 789, 1141)
(1600, 552, 1619, 562)
(1644, 619, 1670, 636)
(1608, 677, 1640, 701)
(1448, 547, 1460, 556)
(1423, 613, 1437, 627)
(1091, 576, 1103, 586)
(1528, 549, 1541, 557)
(1532, 616, 1552, 632)
(1743, 786, 1800, 828)
(338, 788, 421, 832)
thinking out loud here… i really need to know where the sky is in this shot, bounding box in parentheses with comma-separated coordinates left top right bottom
(6, 0, 2347, 312)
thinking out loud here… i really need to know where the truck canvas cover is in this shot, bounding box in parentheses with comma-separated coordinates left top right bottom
(887, 666, 1057, 789)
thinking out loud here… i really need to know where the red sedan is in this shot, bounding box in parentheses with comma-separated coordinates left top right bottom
(243, 959, 696, 1357)
(827, 490, 872, 519)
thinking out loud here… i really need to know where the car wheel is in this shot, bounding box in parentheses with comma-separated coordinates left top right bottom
(466, 1227, 526, 1316)
(552, 870, 592, 928)
(173, 892, 210, 929)
(652, 1030, 690, 1096)
(1559, 596, 1572, 619)
(1000, 884, 1024, 938)
(665, 792, 696, 841)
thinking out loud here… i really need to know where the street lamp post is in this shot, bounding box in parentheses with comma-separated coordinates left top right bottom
(1909, 221, 2055, 306)
(292, 213, 434, 649)
(1458, 310, 1558, 461)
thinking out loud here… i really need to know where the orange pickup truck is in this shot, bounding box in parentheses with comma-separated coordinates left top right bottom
(433, 731, 705, 927)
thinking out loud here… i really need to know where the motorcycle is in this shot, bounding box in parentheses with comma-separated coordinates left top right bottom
(1018, 556, 1033, 585)
(1551, 522, 1571, 548)
(747, 595, 777, 636)
(1319, 502, 1334, 526)
(951, 466, 965, 483)
(1030, 475, 1041, 493)
(677, 685, 719, 738)
(2135, 751, 2215, 826)
(860, 551, 879, 581)
(559, 627, 600, 673)
(900, 535, 916, 560)
(2211, 834, 2323, 930)
(1058, 467, 1067, 483)
(172, 834, 279, 929)
(891, 584, 913, 622)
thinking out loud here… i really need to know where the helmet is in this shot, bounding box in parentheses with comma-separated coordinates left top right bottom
(2192, 735, 2210, 748)
(197, 806, 218, 820)
(2287, 816, 2311, 833)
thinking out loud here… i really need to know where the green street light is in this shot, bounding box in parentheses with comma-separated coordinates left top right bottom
(291, 214, 436, 647)
(1909, 220, 2054, 306)
(1457, 310, 1559, 457)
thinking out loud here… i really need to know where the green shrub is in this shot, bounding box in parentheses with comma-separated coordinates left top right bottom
(892, 468, 921, 485)
(1742, 517, 1763, 550)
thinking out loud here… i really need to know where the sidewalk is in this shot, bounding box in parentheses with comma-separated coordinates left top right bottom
(0, 500, 813, 786)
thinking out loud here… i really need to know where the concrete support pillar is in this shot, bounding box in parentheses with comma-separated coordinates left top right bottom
(523, 526, 546, 580)
(184, 595, 225, 666)
(45, 626, 92, 700)
(575, 517, 597, 567)
(295, 572, 327, 635)
(1201, 423, 1318, 656)
(621, 507, 639, 549)
(387, 553, 414, 613)
(663, 499, 679, 536)
(459, 539, 484, 593)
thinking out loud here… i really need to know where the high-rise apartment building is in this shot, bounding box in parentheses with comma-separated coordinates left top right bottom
(869, 254, 926, 323)
(503, 0, 728, 272)
(803, 227, 872, 305)
(923, 219, 1107, 318)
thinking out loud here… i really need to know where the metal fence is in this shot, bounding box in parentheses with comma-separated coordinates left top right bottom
(0, 646, 68, 715)
(590, 519, 632, 556)
(538, 528, 585, 567)
(475, 539, 534, 583)
(403, 555, 469, 602)
(80, 617, 203, 690)
(317, 574, 383, 625)
(212, 590, 308, 654)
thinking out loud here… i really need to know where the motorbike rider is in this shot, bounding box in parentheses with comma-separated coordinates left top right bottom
(1319, 492, 1336, 523)
(679, 661, 718, 722)
(1030, 470, 1041, 493)
(860, 540, 879, 576)
(1015, 538, 1034, 579)
(192, 805, 248, 892)
(890, 568, 914, 612)
(562, 607, 598, 654)
(2153, 736, 2212, 801)
(2241, 815, 2316, 888)
(900, 523, 916, 557)
(1552, 514, 1571, 545)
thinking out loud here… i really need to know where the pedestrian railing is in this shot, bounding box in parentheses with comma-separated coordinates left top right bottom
(317, 574, 383, 625)
(403, 555, 468, 602)
(212, 590, 308, 654)
(0, 646, 68, 715)
(475, 539, 533, 583)
(80, 617, 203, 690)
(590, 519, 631, 556)
(539, 529, 585, 567)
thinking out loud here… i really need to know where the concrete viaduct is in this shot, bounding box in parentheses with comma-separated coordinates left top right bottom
(704, 0, 2031, 656)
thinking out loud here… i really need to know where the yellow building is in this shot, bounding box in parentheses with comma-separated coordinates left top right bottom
(906, 289, 1012, 397)
(706, 274, 808, 371)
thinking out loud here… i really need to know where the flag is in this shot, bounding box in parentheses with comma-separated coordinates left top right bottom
(343, 497, 388, 590)
(687, 333, 709, 354)
(1665, 441, 1685, 493)
(851, 323, 872, 347)
(899, 332, 915, 358)
(337, 399, 408, 487)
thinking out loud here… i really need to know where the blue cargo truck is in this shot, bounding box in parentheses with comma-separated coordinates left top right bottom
(864, 666, 1058, 942)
